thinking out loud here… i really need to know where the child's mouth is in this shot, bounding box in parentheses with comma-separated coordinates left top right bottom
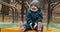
(32, 8, 36, 10)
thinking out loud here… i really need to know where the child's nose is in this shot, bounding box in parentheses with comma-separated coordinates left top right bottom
(32, 6, 36, 8)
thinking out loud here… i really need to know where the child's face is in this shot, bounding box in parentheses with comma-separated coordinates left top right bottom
(31, 5, 37, 10)
(31, 5, 38, 12)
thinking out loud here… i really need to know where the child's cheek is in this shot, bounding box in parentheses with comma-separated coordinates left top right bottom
(32, 7, 37, 10)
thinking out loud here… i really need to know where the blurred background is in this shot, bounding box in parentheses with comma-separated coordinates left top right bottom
(0, 0, 60, 32)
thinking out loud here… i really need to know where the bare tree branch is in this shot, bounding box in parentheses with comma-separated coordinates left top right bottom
(51, 1, 60, 9)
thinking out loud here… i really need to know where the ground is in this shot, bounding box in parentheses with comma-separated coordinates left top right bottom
(0, 23, 60, 32)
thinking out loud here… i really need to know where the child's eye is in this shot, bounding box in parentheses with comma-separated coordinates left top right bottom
(31, 5, 36, 7)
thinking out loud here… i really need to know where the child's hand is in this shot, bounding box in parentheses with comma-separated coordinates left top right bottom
(38, 22, 42, 31)
(18, 22, 25, 31)
(19, 22, 24, 27)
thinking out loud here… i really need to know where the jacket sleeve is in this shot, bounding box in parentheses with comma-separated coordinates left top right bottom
(36, 12, 43, 23)
(26, 11, 32, 24)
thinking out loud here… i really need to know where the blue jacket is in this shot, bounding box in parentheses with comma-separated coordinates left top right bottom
(26, 8, 43, 24)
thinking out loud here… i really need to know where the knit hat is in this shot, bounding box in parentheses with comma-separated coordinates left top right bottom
(31, 0, 40, 8)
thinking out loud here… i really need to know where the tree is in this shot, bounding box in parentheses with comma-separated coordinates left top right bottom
(2, 0, 10, 15)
